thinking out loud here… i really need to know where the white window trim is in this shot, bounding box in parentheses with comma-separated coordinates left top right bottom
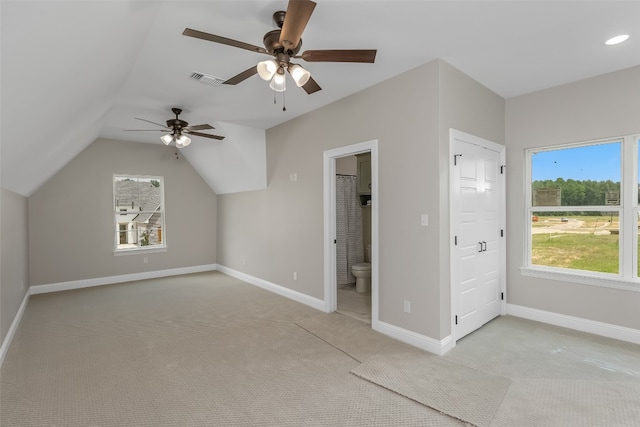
(113, 247, 167, 256)
(113, 174, 167, 255)
(522, 134, 639, 290)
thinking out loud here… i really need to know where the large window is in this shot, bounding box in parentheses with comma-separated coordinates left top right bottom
(525, 135, 639, 287)
(113, 175, 166, 253)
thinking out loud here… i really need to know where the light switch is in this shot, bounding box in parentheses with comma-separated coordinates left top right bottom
(421, 214, 428, 227)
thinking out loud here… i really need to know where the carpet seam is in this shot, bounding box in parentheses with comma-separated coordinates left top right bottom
(350, 369, 478, 427)
(294, 322, 363, 363)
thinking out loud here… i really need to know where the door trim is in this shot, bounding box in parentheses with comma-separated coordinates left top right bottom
(449, 129, 506, 343)
(323, 140, 379, 327)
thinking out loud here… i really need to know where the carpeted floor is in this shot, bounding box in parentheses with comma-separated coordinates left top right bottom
(1, 272, 462, 426)
(2, 271, 640, 426)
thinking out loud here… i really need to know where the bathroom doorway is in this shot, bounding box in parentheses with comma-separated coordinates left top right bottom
(335, 160, 371, 323)
(323, 140, 379, 327)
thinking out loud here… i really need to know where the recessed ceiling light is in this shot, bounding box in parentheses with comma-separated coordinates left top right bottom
(605, 34, 629, 45)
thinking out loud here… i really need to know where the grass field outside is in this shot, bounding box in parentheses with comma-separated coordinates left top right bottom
(531, 214, 628, 274)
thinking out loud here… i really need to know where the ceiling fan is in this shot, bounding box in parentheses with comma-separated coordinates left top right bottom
(126, 107, 224, 148)
(182, 0, 377, 95)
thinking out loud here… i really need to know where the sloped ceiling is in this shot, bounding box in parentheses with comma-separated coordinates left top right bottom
(2, 1, 640, 197)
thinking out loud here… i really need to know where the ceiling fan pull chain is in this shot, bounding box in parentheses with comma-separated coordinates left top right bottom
(282, 90, 286, 112)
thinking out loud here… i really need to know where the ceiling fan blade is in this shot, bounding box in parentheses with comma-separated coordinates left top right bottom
(301, 76, 321, 94)
(279, 0, 316, 50)
(299, 49, 377, 63)
(134, 117, 169, 128)
(182, 28, 268, 54)
(223, 66, 258, 85)
(187, 124, 215, 131)
(124, 129, 166, 132)
(187, 131, 225, 141)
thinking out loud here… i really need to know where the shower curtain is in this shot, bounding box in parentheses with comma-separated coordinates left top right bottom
(336, 175, 364, 285)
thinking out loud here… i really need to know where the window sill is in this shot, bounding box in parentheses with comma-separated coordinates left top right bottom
(520, 266, 640, 292)
(113, 247, 167, 256)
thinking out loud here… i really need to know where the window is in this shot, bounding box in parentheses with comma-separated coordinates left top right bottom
(113, 175, 165, 253)
(524, 135, 639, 288)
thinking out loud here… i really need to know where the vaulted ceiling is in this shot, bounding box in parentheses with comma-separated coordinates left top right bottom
(2, 1, 639, 197)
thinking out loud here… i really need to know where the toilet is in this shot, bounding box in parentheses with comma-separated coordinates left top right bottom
(351, 244, 372, 293)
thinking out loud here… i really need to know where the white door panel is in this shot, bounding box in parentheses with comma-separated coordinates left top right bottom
(450, 131, 505, 341)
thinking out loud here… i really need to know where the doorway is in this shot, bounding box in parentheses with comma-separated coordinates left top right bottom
(335, 162, 371, 322)
(449, 129, 506, 341)
(323, 140, 379, 327)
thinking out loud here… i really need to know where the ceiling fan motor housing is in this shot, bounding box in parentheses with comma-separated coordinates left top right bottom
(166, 118, 188, 128)
(263, 29, 301, 56)
(167, 108, 188, 133)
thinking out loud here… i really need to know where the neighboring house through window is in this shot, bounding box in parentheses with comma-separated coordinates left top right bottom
(113, 175, 166, 253)
(523, 135, 639, 289)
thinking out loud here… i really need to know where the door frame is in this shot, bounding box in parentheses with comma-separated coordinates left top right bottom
(449, 129, 506, 342)
(323, 140, 379, 327)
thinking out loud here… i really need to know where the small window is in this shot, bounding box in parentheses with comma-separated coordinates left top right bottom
(113, 175, 165, 253)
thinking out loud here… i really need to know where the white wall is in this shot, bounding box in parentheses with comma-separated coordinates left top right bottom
(505, 65, 640, 330)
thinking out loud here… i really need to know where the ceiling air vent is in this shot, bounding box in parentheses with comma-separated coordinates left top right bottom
(189, 72, 225, 86)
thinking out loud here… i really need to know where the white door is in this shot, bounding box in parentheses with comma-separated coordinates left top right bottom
(450, 130, 504, 340)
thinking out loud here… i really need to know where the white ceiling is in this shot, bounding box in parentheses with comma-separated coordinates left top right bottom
(2, 1, 640, 196)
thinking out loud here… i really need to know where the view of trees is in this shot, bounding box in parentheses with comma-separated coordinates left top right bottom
(532, 178, 620, 207)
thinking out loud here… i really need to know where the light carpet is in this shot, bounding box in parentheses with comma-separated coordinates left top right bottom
(296, 312, 640, 427)
(1, 272, 464, 426)
(491, 378, 640, 427)
(4, 272, 640, 426)
(351, 350, 510, 427)
(296, 312, 401, 362)
(298, 313, 511, 426)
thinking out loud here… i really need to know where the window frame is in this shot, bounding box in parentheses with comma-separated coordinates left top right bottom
(113, 174, 167, 255)
(521, 135, 640, 292)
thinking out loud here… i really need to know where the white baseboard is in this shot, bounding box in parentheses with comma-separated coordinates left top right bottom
(217, 266, 455, 355)
(30, 264, 218, 295)
(216, 265, 326, 312)
(507, 303, 640, 346)
(0, 290, 30, 367)
(374, 320, 454, 356)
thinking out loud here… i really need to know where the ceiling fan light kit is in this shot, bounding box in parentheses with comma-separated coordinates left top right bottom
(182, 0, 377, 99)
(269, 70, 287, 92)
(126, 107, 224, 147)
(161, 133, 191, 148)
(174, 135, 192, 148)
(257, 59, 279, 80)
(288, 64, 311, 87)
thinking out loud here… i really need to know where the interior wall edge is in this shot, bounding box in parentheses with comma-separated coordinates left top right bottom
(0, 289, 30, 368)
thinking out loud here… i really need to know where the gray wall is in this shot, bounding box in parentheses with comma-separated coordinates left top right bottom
(28, 138, 217, 286)
(217, 59, 504, 340)
(1, 188, 29, 342)
(437, 61, 506, 337)
(506, 65, 640, 330)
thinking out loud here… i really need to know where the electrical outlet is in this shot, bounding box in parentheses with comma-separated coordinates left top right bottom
(421, 214, 428, 227)
(143, 257, 148, 264)
(293, 271, 298, 280)
(243, 257, 246, 266)
(403, 300, 411, 313)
